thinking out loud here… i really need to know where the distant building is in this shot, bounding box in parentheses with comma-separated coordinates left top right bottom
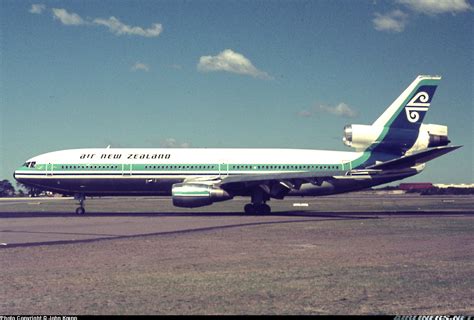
(399, 183, 434, 191)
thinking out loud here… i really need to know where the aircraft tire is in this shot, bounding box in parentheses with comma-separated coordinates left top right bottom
(251, 204, 271, 214)
(75, 207, 85, 215)
(244, 204, 255, 214)
(261, 204, 271, 214)
(254, 204, 271, 214)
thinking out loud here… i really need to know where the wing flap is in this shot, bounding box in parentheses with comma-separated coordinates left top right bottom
(219, 170, 347, 187)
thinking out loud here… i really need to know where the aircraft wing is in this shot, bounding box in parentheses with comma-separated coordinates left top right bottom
(366, 145, 461, 170)
(217, 170, 348, 198)
(219, 170, 347, 186)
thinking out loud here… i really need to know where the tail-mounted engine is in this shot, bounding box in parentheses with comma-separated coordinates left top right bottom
(172, 183, 232, 208)
(343, 123, 449, 152)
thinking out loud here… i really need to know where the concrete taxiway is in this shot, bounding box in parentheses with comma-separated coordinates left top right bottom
(1, 194, 473, 314)
(0, 194, 472, 247)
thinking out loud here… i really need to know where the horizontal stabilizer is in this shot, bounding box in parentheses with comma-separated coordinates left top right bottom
(367, 145, 461, 170)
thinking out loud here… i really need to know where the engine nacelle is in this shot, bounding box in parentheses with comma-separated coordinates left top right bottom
(343, 124, 381, 150)
(410, 123, 450, 153)
(343, 124, 449, 152)
(172, 183, 232, 208)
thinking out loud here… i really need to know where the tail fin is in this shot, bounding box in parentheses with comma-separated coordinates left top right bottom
(372, 75, 441, 130)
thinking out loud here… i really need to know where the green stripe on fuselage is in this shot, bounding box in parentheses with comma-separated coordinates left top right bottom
(22, 162, 345, 173)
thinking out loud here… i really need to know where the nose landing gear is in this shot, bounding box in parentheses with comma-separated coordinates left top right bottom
(75, 194, 86, 215)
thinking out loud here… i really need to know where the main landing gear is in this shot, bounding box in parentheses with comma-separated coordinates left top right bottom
(75, 194, 86, 215)
(244, 203, 271, 214)
(244, 187, 272, 214)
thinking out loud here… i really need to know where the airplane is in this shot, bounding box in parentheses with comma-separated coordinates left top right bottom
(14, 75, 460, 214)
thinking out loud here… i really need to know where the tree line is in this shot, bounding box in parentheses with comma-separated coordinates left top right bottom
(0, 179, 43, 197)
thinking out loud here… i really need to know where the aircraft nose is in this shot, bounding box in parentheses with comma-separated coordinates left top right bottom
(13, 169, 21, 182)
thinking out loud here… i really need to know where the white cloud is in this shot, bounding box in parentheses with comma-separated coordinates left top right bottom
(93, 16, 163, 37)
(29, 4, 46, 14)
(161, 138, 190, 148)
(131, 62, 150, 72)
(52, 8, 85, 26)
(397, 0, 472, 15)
(297, 110, 313, 118)
(373, 10, 408, 32)
(298, 103, 358, 119)
(317, 103, 358, 118)
(49, 8, 163, 38)
(197, 49, 272, 80)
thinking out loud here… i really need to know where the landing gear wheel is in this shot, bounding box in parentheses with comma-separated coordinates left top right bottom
(261, 203, 271, 214)
(244, 203, 271, 214)
(254, 204, 271, 214)
(74, 194, 86, 215)
(244, 203, 255, 214)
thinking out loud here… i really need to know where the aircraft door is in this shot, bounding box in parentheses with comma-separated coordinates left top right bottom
(219, 163, 229, 178)
(122, 164, 132, 176)
(46, 163, 53, 176)
(342, 160, 352, 172)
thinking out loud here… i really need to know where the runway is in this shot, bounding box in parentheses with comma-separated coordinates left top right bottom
(1, 194, 473, 314)
(0, 194, 472, 247)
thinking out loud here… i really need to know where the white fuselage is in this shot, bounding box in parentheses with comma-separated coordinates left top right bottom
(14, 147, 418, 198)
(29, 148, 361, 166)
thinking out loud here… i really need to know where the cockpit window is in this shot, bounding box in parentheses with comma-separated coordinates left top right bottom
(23, 161, 36, 168)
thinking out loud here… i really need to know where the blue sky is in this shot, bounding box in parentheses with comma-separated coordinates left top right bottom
(1, 0, 473, 184)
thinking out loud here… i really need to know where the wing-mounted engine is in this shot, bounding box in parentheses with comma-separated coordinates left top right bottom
(172, 183, 232, 208)
(343, 123, 449, 153)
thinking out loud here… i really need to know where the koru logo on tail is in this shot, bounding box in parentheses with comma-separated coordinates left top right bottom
(405, 91, 430, 123)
